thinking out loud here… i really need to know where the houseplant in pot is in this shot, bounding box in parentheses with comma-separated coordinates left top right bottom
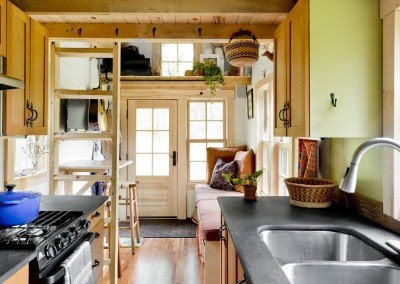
(222, 170, 263, 201)
(192, 61, 224, 96)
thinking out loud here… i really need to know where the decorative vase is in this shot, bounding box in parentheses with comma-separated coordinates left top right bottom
(243, 185, 257, 201)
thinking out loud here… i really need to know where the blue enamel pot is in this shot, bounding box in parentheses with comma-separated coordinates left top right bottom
(0, 184, 41, 227)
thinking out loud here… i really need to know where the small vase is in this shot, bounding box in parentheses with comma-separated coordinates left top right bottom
(243, 185, 257, 201)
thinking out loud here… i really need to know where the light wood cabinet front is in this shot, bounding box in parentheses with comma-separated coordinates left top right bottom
(29, 19, 48, 135)
(0, 0, 6, 57)
(4, 2, 30, 135)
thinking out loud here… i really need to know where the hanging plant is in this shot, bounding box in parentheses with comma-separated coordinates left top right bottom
(192, 61, 224, 96)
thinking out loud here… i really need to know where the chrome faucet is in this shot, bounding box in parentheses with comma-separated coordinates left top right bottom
(339, 138, 400, 193)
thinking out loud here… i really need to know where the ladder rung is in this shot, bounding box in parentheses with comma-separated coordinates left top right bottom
(54, 174, 112, 182)
(104, 259, 111, 266)
(55, 47, 113, 58)
(55, 89, 113, 99)
(54, 132, 113, 140)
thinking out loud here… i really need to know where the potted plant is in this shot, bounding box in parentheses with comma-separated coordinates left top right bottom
(192, 61, 224, 96)
(222, 170, 263, 201)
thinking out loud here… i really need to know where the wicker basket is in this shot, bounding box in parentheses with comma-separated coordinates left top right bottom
(284, 178, 336, 208)
(224, 29, 259, 67)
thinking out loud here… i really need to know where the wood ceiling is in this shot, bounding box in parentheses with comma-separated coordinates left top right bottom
(31, 13, 286, 25)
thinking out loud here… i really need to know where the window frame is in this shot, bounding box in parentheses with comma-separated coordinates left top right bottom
(5, 138, 49, 189)
(161, 43, 194, 76)
(187, 100, 227, 182)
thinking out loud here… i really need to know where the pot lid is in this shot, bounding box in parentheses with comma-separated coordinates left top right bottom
(0, 184, 41, 204)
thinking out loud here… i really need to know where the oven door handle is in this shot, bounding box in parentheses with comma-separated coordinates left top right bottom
(42, 233, 95, 284)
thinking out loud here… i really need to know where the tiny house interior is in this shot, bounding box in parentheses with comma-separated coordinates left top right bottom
(0, 0, 400, 284)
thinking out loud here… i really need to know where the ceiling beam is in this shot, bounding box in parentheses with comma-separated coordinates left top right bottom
(11, 0, 295, 14)
(44, 23, 277, 41)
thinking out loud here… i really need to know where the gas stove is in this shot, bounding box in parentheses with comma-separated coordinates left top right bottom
(0, 210, 92, 282)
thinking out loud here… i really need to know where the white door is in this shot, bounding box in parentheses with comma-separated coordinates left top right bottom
(128, 100, 178, 216)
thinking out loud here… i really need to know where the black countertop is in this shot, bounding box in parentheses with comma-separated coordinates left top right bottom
(218, 196, 400, 284)
(0, 195, 108, 283)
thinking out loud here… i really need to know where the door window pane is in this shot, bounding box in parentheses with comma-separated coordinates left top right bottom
(153, 131, 169, 153)
(153, 154, 169, 176)
(136, 131, 152, 153)
(153, 109, 169, 130)
(136, 109, 152, 130)
(136, 154, 152, 176)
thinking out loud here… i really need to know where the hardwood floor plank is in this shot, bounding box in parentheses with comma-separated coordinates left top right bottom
(103, 238, 203, 284)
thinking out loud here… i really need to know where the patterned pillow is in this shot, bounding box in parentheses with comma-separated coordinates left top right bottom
(209, 159, 237, 191)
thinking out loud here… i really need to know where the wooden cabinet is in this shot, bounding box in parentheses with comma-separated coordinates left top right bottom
(274, 0, 381, 138)
(0, 0, 6, 56)
(3, 3, 49, 136)
(4, 2, 30, 135)
(29, 19, 48, 135)
(220, 215, 246, 284)
(87, 205, 105, 283)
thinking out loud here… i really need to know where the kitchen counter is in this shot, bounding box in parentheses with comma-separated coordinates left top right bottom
(218, 196, 400, 284)
(0, 195, 108, 283)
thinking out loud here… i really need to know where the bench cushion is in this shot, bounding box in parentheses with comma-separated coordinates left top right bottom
(195, 184, 242, 241)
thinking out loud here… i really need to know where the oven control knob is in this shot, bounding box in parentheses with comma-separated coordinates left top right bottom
(80, 219, 91, 230)
(55, 236, 68, 250)
(69, 225, 78, 236)
(44, 245, 57, 260)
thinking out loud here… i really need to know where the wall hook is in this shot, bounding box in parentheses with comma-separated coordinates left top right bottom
(152, 27, 157, 37)
(198, 27, 202, 37)
(77, 28, 82, 36)
(330, 93, 337, 107)
(115, 27, 119, 36)
(199, 91, 204, 96)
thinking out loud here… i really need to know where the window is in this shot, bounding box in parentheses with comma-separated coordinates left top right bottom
(161, 43, 194, 76)
(278, 137, 292, 196)
(14, 136, 48, 178)
(188, 101, 225, 181)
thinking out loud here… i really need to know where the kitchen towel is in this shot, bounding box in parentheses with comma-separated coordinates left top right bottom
(298, 139, 318, 178)
(61, 241, 94, 284)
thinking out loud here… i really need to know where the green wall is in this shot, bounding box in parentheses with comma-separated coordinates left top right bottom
(329, 138, 383, 202)
(310, 0, 382, 138)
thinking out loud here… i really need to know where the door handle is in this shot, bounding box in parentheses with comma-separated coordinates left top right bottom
(170, 151, 177, 166)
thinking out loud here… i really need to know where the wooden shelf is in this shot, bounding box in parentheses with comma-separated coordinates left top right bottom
(53, 174, 112, 182)
(121, 75, 251, 85)
(55, 89, 113, 99)
(55, 47, 113, 58)
(54, 132, 113, 140)
(59, 160, 133, 172)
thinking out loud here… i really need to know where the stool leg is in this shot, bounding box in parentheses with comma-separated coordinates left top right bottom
(129, 184, 136, 254)
(133, 184, 141, 242)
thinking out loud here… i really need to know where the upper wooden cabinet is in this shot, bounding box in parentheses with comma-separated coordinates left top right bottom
(3, 2, 48, 136)
(0, 0, 6, 56)
(30, 19, 48, 135)
(274, 0, 382, 138)
(4, 2, 30, 135)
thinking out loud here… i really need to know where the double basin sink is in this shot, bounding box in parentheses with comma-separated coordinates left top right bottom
(260, 230, 400, 284)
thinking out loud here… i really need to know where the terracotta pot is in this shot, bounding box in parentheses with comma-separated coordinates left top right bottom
(243, 185, 257, 201)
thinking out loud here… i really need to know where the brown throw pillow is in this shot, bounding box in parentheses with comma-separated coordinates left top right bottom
(206, 146, 247, 184)
(209, 159, 237, 191)
(234, 150, 255, 192)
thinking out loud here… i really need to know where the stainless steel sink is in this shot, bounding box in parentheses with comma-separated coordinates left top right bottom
(282, 263, 400, 284)
(260, 230, 385, 264)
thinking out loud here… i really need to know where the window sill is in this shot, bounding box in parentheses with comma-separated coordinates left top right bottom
(11, 171, 48, 189)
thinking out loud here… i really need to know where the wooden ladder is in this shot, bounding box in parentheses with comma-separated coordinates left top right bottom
(49, 44, 121, 284)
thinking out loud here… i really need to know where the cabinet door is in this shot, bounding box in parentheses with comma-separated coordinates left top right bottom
(274, 22, 288, 137)
(0, 0, 6, 56)
(30, 19, 48, 135)
(4, 2, 30, 135)
(90, 219, 104, 283)
(287, 0, 310, 137)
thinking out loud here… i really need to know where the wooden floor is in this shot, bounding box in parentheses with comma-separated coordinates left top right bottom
(103, 238, 204, 284)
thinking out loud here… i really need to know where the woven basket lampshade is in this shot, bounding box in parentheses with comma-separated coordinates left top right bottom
(284, 178, 336, 208)
(224, 29, 260, 68)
